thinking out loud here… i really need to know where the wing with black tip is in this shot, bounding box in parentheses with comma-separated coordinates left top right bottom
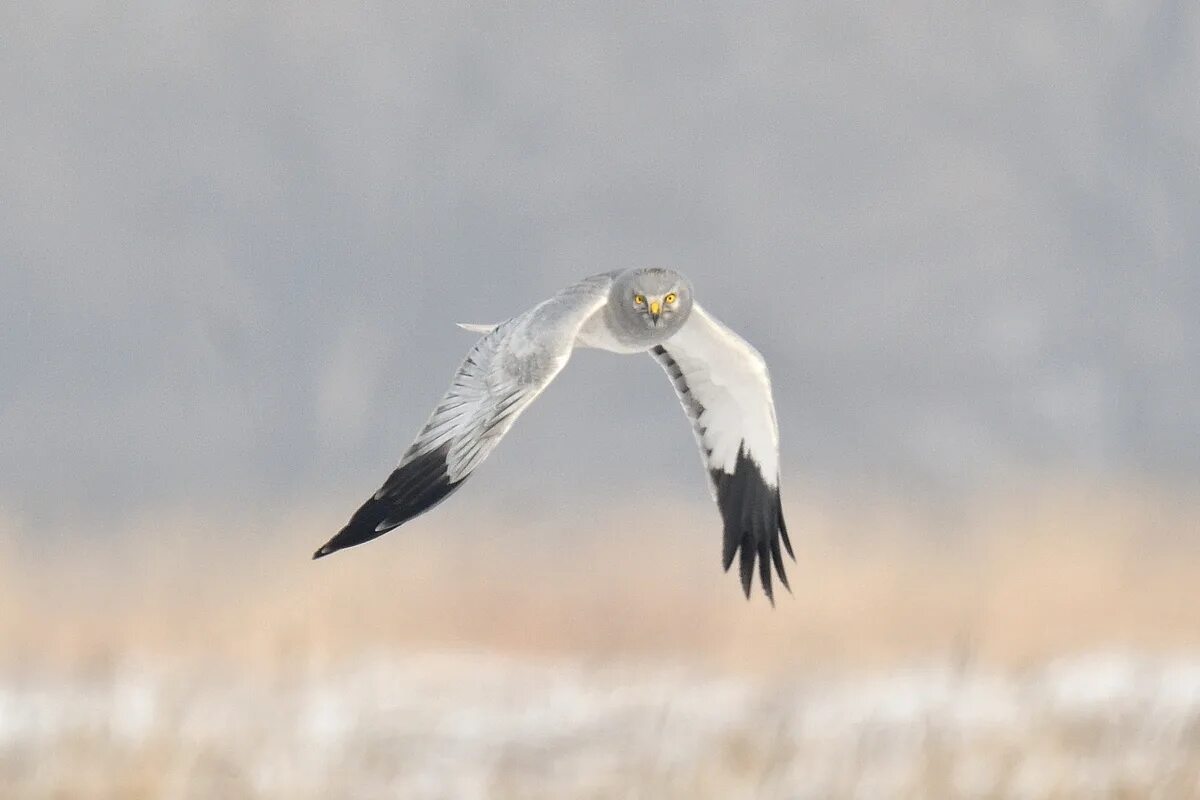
(314, 276, 612, 559)
(650, 305, 792, 602)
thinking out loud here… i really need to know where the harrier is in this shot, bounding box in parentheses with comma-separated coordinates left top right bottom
(314, 269, 792, 601)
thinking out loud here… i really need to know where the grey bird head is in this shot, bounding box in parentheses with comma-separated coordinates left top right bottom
(611, 268, 694, 334)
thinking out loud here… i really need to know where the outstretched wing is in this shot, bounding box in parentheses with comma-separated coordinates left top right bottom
(314, 275, 613, 559)
(650, 305, 792, 602)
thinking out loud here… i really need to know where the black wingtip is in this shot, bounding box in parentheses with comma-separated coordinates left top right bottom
(729, 535, 777, 605)
(313, 444, 464, 563)
(722, 535, 738, 572)
(758, 542, 774, 605)
(771, 538, 792, 594)
(312, 496, 392, 560)
(778, 495, 795, 561)
(738, 539, 754, 599)
(712, 445, 792, 604)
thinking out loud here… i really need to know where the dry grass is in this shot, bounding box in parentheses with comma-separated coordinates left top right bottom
(1, 481, 1198, 798)
(4, 481, 1198, 674)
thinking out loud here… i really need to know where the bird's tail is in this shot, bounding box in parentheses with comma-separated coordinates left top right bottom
(456, 322, 498, 334)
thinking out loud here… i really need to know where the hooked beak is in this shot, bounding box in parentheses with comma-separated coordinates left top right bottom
(649, 299, 661, 322)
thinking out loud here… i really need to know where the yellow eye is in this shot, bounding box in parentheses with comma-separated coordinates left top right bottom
(664, 292, 678, 304)
(634, 294, 645, 305)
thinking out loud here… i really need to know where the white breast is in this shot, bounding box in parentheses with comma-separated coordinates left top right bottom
(574, 310, 647, 353)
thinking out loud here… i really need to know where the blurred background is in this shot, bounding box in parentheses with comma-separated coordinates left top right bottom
(2, 2, 1199, 798)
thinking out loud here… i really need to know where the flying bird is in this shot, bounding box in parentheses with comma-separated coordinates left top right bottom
(313, 269, 792, 601)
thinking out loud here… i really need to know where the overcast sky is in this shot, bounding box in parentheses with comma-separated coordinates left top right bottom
(3, 3, 1198, 533)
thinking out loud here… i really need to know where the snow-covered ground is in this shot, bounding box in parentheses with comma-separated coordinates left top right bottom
(2, 651, 1199, 799)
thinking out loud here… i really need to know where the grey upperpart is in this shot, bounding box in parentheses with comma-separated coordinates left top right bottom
(599, 267, 695, 350)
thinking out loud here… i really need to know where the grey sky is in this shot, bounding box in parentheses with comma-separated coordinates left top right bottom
(3, 3, 1198, 532)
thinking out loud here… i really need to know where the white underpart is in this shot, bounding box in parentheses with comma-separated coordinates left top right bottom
(574, 310, 647, 353)
(656, 305, 780, 487)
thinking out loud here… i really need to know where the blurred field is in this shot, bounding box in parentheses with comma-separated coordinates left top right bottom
(2, 481, 1199, 798)
(4, 653, 1200, 799)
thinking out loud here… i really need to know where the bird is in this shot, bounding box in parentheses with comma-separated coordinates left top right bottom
(313, 268, 793, 601)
